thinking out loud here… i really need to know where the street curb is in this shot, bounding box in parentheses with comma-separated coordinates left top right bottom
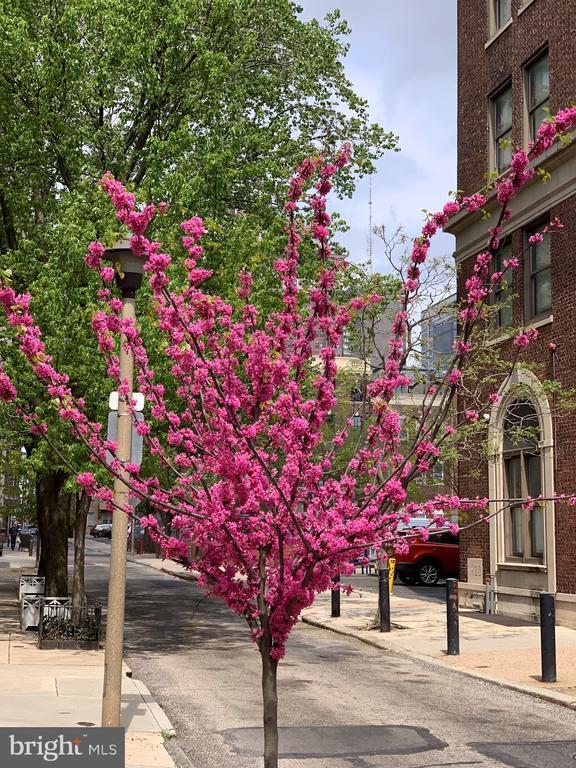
(129, 678, 176, 735)
(160, 568, 198, 582)
(125, 556, 199, 583)
(126, 555, 165, 570)
(301, 616, 576, 712)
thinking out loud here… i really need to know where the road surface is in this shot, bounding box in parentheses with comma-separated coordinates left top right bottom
(85, 538, 576, 768)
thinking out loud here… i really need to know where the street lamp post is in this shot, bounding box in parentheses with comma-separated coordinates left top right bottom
(101, 240, 143, 727)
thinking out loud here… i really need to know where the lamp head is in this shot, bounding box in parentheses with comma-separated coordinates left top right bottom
(102, 240, 144, 298)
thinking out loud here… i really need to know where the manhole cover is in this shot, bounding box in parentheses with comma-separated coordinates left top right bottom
(223, 724, 447, 758)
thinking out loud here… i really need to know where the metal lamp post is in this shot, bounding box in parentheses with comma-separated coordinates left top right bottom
(101, 240, 143, 727)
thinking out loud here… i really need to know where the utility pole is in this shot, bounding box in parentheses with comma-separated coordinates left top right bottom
(101, 241, 143, 727)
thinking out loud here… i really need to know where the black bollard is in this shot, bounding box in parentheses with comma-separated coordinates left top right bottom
(540, 592, 556, 682)
(378, 565, 391, 632)
(446, 578, 460, 655)
(331, 576, 340, 618)
(95, 602, 103, 644)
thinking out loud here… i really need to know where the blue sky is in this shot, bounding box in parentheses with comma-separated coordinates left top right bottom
(298, 1, 457, 271)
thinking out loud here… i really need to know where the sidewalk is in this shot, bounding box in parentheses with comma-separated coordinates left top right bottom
(0, 548, 175, 768)
(126, 552, 199, 582)
(302, 584, 576, 710)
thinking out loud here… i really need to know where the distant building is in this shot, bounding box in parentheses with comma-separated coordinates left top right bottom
(420, 294, 457, 375)
(311, 307, 395, 375)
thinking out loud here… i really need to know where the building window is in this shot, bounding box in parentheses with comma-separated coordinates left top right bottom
(495, 0, 512, 28)
(503, 399, 544, 562)
(526, 52, 549, 141)
(351, 414, 362, 429)
(431, 461, 444, 484)
(342, 330, 353, 357)
(492, 85, 512, 173)
(527, 224, 551, 317)
(492, 242, 514, 327)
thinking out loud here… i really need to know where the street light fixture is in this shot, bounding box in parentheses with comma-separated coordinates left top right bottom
(101, 240, 144, 728)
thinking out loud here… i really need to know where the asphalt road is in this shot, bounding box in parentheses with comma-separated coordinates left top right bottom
(85, 538, 576, 768)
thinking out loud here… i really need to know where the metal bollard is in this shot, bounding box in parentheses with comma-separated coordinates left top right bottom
(446, 578, 460, 655)
(540, 592, 556, 682)
(331, 576, 340, 618)
(95, 602, 103, 644)
(378, 565, 391, 632)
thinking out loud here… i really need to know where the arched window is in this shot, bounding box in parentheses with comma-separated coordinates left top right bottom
(503, 399, 544, 562)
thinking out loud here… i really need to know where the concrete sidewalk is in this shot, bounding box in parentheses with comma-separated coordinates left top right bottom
(0, 548, 175, 768)
(302, 584, 576, 710)
(126, 552, 199, 582)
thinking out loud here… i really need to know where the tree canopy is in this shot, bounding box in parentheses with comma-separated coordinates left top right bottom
(0, 0, 397, 509)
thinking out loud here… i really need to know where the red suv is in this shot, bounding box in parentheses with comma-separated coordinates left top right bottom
(395, 530, 459, 586)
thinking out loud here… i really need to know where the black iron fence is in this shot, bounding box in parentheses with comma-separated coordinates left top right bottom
(38, 602, 102, 649)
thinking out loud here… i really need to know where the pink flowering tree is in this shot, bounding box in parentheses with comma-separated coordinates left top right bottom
(2, 107, 576, 768)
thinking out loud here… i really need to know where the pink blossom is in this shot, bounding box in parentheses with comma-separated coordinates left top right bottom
(99, 266, 115, 283)
(462, 192, 487, 212)
(0, 369, 16, 402)
(76, 472, 96, 494)
(448, 369, 462, 386)
(513, 328, 538, 348)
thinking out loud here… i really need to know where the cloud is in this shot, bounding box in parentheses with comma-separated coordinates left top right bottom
(298, 1, 457, 270)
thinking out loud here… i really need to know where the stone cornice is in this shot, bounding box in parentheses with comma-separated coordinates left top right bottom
(446, 134, 576, 264)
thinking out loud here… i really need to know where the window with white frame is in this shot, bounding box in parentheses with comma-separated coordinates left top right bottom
(526, 52, 549, 142)
(494, 0, 512, 29)
(492, 85, 513, 173)
(492, 241, 514, 328)
(502, 399, 544, 562)
(526, 223, 551, 318)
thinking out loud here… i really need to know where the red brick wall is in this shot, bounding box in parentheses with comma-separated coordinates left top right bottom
(457, 0, 576, 195)
(457, 193, 576, 589)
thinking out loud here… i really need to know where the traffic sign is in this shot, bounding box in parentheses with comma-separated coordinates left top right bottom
(108, 391, 145, 412)
(105, 411, 144, 467)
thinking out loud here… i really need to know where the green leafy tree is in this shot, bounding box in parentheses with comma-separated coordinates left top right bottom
(0, 0, 397, 594)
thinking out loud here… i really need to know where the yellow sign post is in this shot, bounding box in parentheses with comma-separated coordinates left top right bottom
(388, 557, 396, 594)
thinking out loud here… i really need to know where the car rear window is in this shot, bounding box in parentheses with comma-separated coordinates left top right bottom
(429, 532, 458, 545)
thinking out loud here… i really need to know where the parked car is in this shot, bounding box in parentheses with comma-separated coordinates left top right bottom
(395, 529, 459, 586)
(127, 522, 143, 539)
(90, 523, 113, 538)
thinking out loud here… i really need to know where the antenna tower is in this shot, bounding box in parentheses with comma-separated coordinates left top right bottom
(368, 175, 374, 274)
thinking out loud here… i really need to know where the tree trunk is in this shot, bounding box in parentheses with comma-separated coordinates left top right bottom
(71, 491, 90, 623)
(36, 471, 69, 596)
(260, 628, 279, 768)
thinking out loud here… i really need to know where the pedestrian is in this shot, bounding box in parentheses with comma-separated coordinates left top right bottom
(9, 523, 18, 551)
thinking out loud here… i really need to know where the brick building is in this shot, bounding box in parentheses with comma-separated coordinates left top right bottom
(447, 0, 576, 624)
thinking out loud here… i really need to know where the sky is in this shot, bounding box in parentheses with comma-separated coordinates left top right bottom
(298, 1, 457, 272)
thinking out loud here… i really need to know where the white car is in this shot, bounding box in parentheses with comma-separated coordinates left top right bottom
(90, 523, 113, 538)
